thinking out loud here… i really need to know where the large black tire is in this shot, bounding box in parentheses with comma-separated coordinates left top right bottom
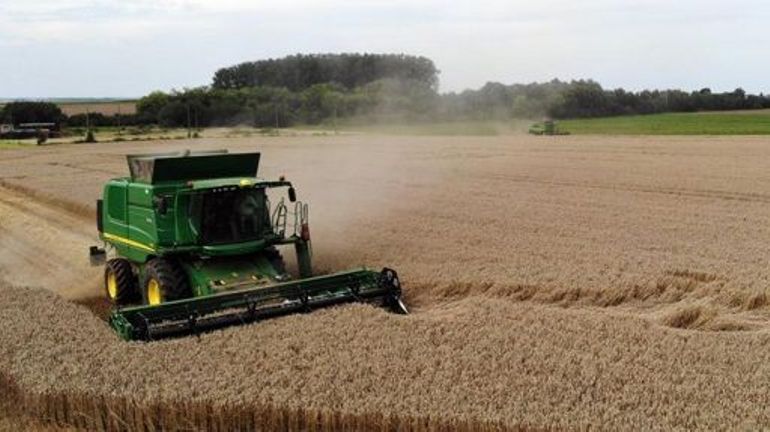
(104, 258, 138, 306)
(142, 258, 190, 306)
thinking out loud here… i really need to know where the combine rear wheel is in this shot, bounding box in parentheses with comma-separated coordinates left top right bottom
(142, 258, 190, 306)
(105, 259, 138, 306)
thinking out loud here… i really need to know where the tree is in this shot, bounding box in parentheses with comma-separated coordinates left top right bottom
(300, 84, 342, 124)
(212, 53, 439, 92)
(136, 91, 171, 123)
(548, 80, 609, 118)
(0, 102, 65, 127)
(157, 101, 189, 127)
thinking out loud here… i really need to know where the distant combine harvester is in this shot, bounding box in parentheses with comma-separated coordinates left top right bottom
(529, 119, 570, 136)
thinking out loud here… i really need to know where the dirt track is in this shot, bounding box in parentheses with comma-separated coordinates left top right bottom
(0, 183, 100, 299)
(2, 135, 770, 430)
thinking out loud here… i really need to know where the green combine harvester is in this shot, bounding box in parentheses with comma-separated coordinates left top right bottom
(528, 119, 570, 136)
(89, 150, 408, 341)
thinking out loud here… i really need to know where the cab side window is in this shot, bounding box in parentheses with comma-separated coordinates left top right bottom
(107, 185, 126, 222)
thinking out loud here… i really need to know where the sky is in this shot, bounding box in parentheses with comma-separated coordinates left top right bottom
(1, 0, 769, 98)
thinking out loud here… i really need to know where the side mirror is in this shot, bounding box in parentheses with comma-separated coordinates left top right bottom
(288, 187, 297, 202)
(89, 246, 106, 266)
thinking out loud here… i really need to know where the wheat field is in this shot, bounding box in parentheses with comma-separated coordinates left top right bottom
(1, 134, 770, 430)
(57, 101, 137, 117)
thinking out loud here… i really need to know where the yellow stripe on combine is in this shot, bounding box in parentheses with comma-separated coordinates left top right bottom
(103, 233, 156, 253)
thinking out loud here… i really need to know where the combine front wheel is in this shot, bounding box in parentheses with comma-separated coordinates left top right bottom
(105, 259, 138, 305)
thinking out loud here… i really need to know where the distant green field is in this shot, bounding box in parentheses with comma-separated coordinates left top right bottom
(560, 110, 770, 135)
(295, 119, 532, 136)
(299, 111, 770, 136)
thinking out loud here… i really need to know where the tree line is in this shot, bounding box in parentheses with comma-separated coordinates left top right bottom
(0, 102, 67, 128)
(4, 53, 770, 129)
(133, 78, 438, 128)
(446, 79, 770, 120)
(131, 79, 770, 127)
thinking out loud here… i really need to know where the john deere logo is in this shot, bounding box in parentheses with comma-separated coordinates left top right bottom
(239, 179, 252, 187)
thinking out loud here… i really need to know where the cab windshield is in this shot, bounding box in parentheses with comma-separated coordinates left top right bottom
(192, 188, 271, 244)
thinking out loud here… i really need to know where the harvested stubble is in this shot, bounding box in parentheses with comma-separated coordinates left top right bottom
(3, 134, 770, 429)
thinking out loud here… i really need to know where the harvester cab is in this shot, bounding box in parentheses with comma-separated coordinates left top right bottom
(90, 150, 408, 341)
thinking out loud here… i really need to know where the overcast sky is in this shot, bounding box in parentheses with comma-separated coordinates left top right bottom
(1, 0, 768, 98)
